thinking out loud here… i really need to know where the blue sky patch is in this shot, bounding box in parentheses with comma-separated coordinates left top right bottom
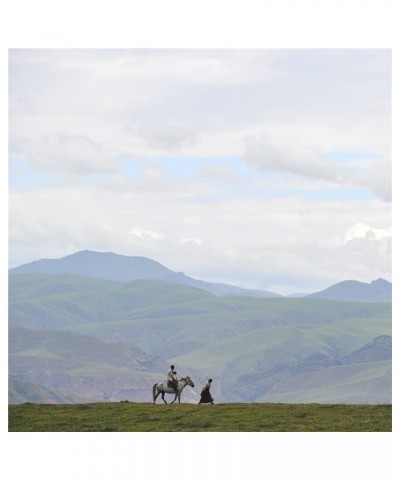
(9, 155, 52, 190)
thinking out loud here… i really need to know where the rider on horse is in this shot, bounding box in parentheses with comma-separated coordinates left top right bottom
(153, 375, 195, 404)
(167, 365, 178, 392)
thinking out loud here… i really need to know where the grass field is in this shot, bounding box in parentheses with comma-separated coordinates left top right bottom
(8, 402, 391, 432)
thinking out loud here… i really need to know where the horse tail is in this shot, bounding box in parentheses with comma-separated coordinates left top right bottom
(152, 383, 158, 403)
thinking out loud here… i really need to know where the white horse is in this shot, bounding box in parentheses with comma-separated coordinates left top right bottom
(153, 376, 195, 404)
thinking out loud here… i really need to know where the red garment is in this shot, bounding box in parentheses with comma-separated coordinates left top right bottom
(199, 383, 214, 403)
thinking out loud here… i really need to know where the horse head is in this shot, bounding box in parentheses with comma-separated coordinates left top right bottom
(185, 376, 195, 388)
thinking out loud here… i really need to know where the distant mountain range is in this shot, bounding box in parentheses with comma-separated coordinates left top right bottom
(9, 250, 279, 298)
(9, 250, 392, 302)
(305, 278, 392, 303)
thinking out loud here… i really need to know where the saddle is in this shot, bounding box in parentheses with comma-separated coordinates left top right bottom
(167, 380, 178, 389)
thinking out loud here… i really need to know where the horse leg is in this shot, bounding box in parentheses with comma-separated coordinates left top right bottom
(161, 392, 167, 404)
(170, 393, 177, 404)
(153, 384, 159, 404)
(153, 391, 160, 404)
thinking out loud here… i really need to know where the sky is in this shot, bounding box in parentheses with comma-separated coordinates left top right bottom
(8, 48, 392, 294)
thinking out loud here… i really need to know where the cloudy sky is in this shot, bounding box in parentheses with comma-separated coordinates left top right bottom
(8, 48, 391, 294)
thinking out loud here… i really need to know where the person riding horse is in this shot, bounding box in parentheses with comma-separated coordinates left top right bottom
(153, 375, 195, 404)
(167, 365, 178, 392)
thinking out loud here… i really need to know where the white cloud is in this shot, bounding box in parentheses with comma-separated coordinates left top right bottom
(243, 132, 391, 202)
(243, 132, 338, 180)
(356, 156, 392, 202)
(10, 132, 117, 176)
(133, 122, 198, 152)
(343, 222, 391, 243)
(127, 227, 165, 242)
(181, 237, 204, 246)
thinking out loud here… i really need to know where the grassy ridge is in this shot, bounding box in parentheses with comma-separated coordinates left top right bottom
(8, 402, 391, 432)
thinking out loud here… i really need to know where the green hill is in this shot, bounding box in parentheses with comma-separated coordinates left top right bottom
(9, 273, 392, 404)
(8, 378, 89, 404)
(9, 327, 174, 402)
(9, 273, 217, 329)
(257, 360, 391, 404)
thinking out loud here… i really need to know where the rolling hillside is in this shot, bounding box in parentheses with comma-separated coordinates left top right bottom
(8, 272, 391, 404)
(9, 326, 174, 402)
(8, 378, 89, 404)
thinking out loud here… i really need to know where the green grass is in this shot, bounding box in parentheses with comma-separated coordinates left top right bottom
(8, 402, 391, 432)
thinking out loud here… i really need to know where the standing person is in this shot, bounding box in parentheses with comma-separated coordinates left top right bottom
(198, 378, 214, 404)
(167, 365, 178, 391)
